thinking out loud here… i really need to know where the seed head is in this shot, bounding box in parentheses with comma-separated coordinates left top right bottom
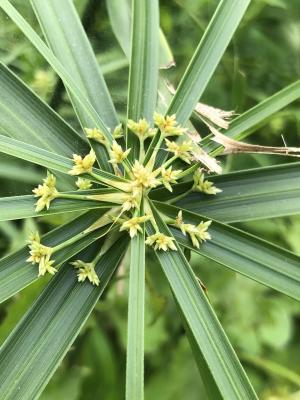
(109, 141, 131, 164)
(71, 260, 100, 286)
(69, 149, 96, 175)
(146, 232, 177, 251)
(32, 172, 58, 212)
(76, 178, 92, 190)
(84, 127, 107, 145)
(165, 139, 193, 164)
(160, 166, 182, 192)
(193, 170, 222, 195)
(153, 112, 187, 137)
(120, 215, 151, 238)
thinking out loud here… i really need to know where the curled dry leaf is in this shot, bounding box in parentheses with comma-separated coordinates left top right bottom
(194, 103, 235, 130)
(211, 127, 300, 157)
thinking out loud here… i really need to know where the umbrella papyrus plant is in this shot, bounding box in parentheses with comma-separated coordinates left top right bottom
(0, 0, 300, 399)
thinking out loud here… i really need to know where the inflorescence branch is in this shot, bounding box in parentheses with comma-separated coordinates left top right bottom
(28, 113, 222, 285)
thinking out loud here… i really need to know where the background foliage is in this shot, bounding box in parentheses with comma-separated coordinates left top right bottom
(0, 0, 300, 399)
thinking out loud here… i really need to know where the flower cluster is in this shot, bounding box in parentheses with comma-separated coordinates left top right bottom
(146, 233, 177, 251)
(84, 127, 107, 145)
(165, 139, 193, 164)
(193, 170, 222, 195)
(160, 166, 182, 192)
(127, 118, 156, 140)
(120, 215, 151, 238)
(69, 149, 96, 175)
(27, 232, 56, 276)
(71, 260, 99, 286)
(131, 161, 160, 189)
(76, 177, 92, 190)
(175, 211, 211, 248)
(32, 172, 58, 212)
(28, 114, 221, 285)
(153, 112, 187, 136)
(109, 141, 131, 164)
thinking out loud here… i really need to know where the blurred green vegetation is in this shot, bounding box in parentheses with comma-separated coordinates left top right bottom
(0, 1, 300, 399)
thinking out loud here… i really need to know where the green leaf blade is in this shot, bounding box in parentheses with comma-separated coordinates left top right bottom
(0, 0, 114, 170)
(106, 0, 174, 69)
(0, 135, 129, 190)
(0, 63, 87, 157)
(167, 0, 251, 124)
(0, 210, 109, 304)
(155, 202, 300, 301)
(151, 161, 300, 222)
(0, 189, 117, 221)
(31, 0, 118, 130)
(127, 0, 159, 159)
(147, 204, 258, 399)
(126, 233, 145, 400)
(0, 237, 128, 400)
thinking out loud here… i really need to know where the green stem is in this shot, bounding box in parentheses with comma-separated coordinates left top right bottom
(162, 155, 177, 169)
(122, 159, 133, 178)
(145, 133, 165, 170)
(177, 162, 200, 179)
(139, 138, 145, 163)
(57, 193, 90, 201)
(144, 197, 159, 233)
(168, 187, 193, 204)
(52, 230, 87, 253)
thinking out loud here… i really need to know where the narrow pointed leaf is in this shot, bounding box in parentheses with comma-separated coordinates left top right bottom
(0, 236, 128, 400)
(31, 0, 118, 129)
(167, 0, 250, 124)
(106, 0, 174, 69)
(0, 0, 114, 169)
(0, 63, 87, 157)
(176, 299, 223, 400)
(0, 135, 130, 190)
(201, 80, 300, 155)
(151, 161, 300, 222)
(126, 232, 145, 400)
(146, 203, 258, 400)
(0, 189, 119, 221)
(0, 160, 43, 184)
(0, 210, 109, 304)
(31, 0, 118, 171)
(127, 0, 159, 160)
(155, 202, 300, 301)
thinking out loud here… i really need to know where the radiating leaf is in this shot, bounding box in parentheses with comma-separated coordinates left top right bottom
(0, 0, 115, 169)
(106, 0, 174, 69)
(0, 189, 118, 221)
(31, 0, 118, 171)
(126, 232, 145, 400)
(0, 135, 130, 190)
(146, 203, 258, 399)
(0, 209, 109, 304)
(167, 0, 251, 124)
(0, 63, 87, 157)
(151, 161, 300, 222)
(176, 299, 223, 400)
(0, 236, 128, 400)
(155, 202, 300, 301)
(127, 0, 159, 160)
(31, 0, 118, 129)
